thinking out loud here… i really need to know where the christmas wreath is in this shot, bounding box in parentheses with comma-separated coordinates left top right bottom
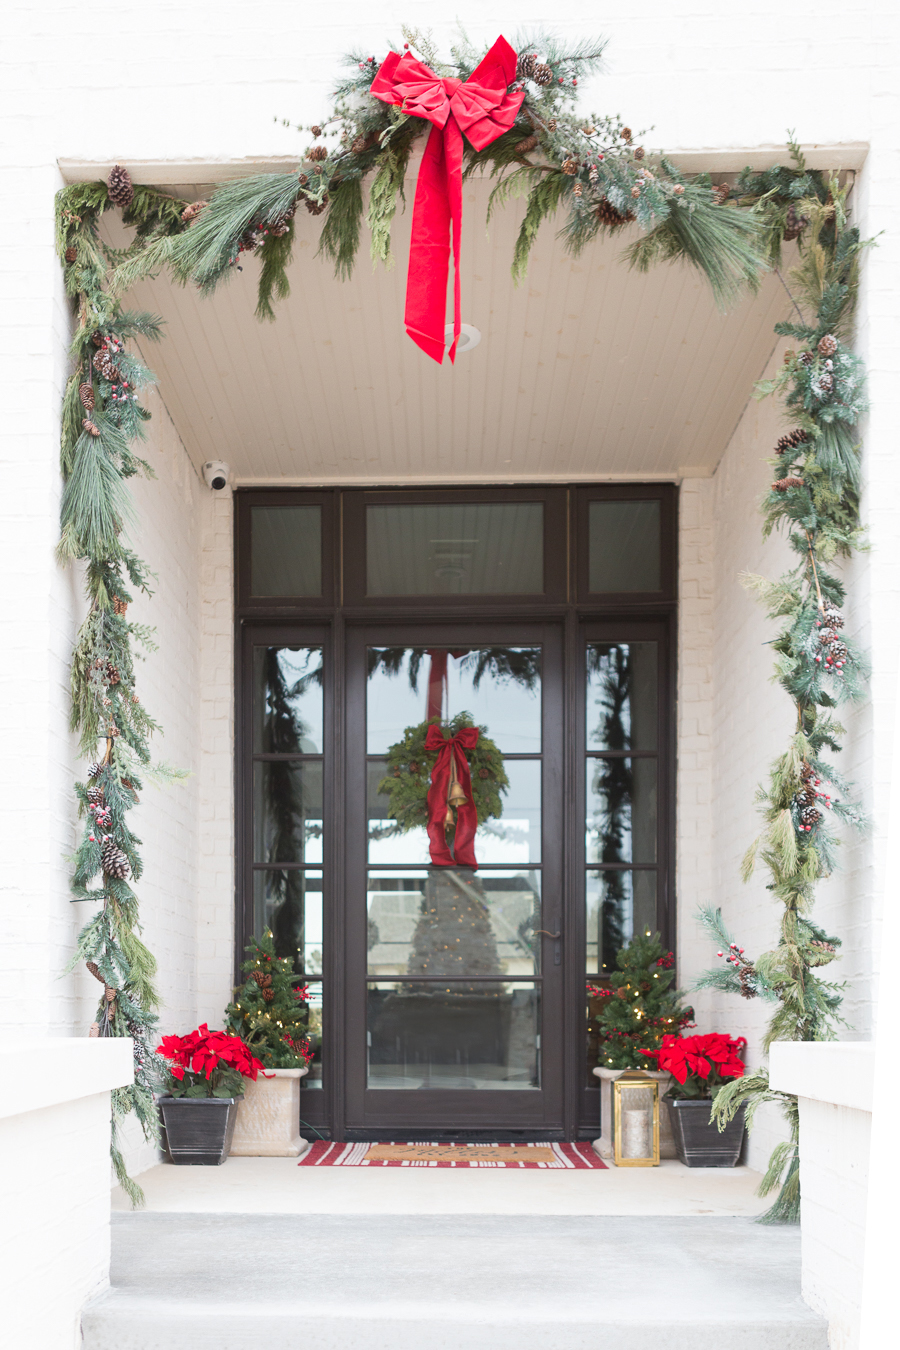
(378, 712, 508, 862)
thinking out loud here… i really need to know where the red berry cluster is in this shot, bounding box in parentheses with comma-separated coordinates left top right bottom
(358, 55, 377, 68)
(655, 952, 675, 969)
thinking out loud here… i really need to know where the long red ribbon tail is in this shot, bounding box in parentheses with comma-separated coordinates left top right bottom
(425, 743, 454, 865)
(404, 117, 464, 365)
(449, 743, 478, 867)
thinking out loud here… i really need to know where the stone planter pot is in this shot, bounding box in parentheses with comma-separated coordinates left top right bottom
(229, 1066, 309, 1157)
(665, 1096, 746, 1167)
(592, 1067, 676, 1162)
(159, 1095, 242, 1165)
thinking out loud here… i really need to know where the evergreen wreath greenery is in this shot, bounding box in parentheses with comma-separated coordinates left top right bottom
(693, 143, 871, 1225)
(592, 932, 694, 1071)
(377, 713, 508, 842)
(224, 930, 312, 1069)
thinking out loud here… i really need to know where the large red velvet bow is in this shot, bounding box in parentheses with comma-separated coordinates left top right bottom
(424, 723, 480, 867)
(370, 37, 524, 363)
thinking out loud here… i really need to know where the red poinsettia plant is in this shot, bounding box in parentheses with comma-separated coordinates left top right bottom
(156, 1024, 267, 1099)
(640, 1032, 746, 1100)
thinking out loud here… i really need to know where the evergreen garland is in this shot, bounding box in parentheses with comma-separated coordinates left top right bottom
(377, 713, 508, 842)
(57, 171, 190, 1206)
(695, 145, 871, 1224)
(154, 28, 764, 317)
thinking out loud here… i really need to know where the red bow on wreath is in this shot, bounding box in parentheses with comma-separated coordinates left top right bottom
(424, 723, 480, 867)
(370, 37, 524, 363)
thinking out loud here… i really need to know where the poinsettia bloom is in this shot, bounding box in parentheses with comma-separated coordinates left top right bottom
(640, 1033, 746, 1085)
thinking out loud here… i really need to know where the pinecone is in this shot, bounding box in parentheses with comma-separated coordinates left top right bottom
(106, 662, 121, 686)
(268, 205, 296, 238)
(79, 382, 95, 411)
(517, 53, 537, 80)
(712, 183, 730, 204)
(772, 476, 805, 491)
(800, 763, 817, 784)
(515, 134, 538, 155)
(93, 347, 119, 382)
(819, 628, 840, 647)
(825, 640, 848, 666)
(65, 245, 77, 264)
(307, 145, 328, 163)
(310, 125, 322, 138)
(799, 805, 822, 829)
(298, 174, 309, 187)
(818, 371, 834, 393)
(87, 785, 105, 806)
(633, 146, 646, 161)
(818, 334, 838, 357)
(107, 165, 134, 209)
(794, 787, 816, 808)
(88, 762, 103, 779)
(86, 960, 104, 984)
(100, 839, 130, 879)
(798, 351, 814, 367)
(561, 158, 578, 176)
(532, 62, 553, 85)
(181, 200, 208, 225)
(775, 429, 809, 453)
(478, 767, 490, 779)
(596, 199, 635, 229)
(783, 204, 809, 241)
(621, 127, 633, 142)
(113, 596, 128, 616)
(408, 762, 419, 774)
(89, 1022, 100, 1038)
(304, 195, 329, 216)
(821, 603, 843, 630)
(262, 987, 275, 1003)
(82, 419, 100, 437)
(105, 986, 117, 1002)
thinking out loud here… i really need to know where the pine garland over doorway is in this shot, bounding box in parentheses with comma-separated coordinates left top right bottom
(53, 34, 869, 1208)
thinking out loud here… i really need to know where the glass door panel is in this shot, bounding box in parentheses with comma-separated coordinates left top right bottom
(347, 627, 563, 1130)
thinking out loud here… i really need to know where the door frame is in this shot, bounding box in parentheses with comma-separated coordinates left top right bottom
(234, 484, 678, 1140)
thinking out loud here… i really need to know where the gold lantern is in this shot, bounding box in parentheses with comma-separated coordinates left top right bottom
(612, 1069, 660, 1167)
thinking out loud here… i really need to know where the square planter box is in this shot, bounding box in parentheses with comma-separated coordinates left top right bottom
(159, 1096, 241, 1165)
(592, 1066, 677, 1161)
(230, 1066, 309, 1157)
(665, 1096, 746, 1167)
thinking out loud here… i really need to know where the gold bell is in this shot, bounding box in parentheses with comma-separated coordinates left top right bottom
(447, 754, 467, 810)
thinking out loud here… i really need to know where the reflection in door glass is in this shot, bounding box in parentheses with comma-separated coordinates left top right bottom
(586, 643, 657, 751)
(366, 647, 541, 754)
(252, 870, 323, 977)
(585, 870, 657, 974)
(367, 983, 540, 1089)
(253, 647, 324, 753)
(585, 759, 657, 864)
(367, 757, 541, 865)
(366, 870, 541, 977)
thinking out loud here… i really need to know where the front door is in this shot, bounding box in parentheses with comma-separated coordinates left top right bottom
(344, 625, 564, 1134)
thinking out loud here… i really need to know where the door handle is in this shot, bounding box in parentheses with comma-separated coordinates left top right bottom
(535, 929, 562, 966)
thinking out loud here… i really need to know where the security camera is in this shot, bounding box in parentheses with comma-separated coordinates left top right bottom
(203, 460, 230, 491)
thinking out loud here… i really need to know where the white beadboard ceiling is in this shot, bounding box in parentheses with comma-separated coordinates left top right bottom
(113, 168, 793, 485)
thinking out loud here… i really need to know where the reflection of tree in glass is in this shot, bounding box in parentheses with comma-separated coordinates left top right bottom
(367, 646, 541, 692)
(588, 645, 633, 967)
(407, 868, 503, 995)
(260, 649, 320, 974)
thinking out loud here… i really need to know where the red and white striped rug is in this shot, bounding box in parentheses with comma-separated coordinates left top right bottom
(298, 1141, 606, 1169)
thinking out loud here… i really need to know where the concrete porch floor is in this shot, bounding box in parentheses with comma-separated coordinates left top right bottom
(84, 1211, 826, 1350)
(112, 1155, 773, 1216)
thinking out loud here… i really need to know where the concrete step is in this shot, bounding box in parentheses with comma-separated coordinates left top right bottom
(82, 1213, 827, 1350)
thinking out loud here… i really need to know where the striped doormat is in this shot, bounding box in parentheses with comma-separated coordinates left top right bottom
(298, 1141, 606, 1168)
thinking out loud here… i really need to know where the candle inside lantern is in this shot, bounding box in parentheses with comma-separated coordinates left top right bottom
(623, 1107, 651, 1158)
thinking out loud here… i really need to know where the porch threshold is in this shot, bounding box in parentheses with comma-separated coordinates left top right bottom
(114, 1156, 770, 1217)
(82, 1213, 825, 1350)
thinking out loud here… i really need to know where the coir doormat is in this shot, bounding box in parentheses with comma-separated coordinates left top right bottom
(298, 1141, 606, 1168)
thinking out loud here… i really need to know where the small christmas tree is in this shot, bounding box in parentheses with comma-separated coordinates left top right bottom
(224, 930, 311, 1068)
(593, 932, 694, 1070)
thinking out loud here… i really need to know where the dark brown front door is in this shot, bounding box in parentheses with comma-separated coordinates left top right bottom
(344, 624, 565, 1134)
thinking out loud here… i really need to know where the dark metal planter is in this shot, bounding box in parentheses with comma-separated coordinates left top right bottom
(159, 1096, 242, 1165)
(664, 1096, 746, 1168)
